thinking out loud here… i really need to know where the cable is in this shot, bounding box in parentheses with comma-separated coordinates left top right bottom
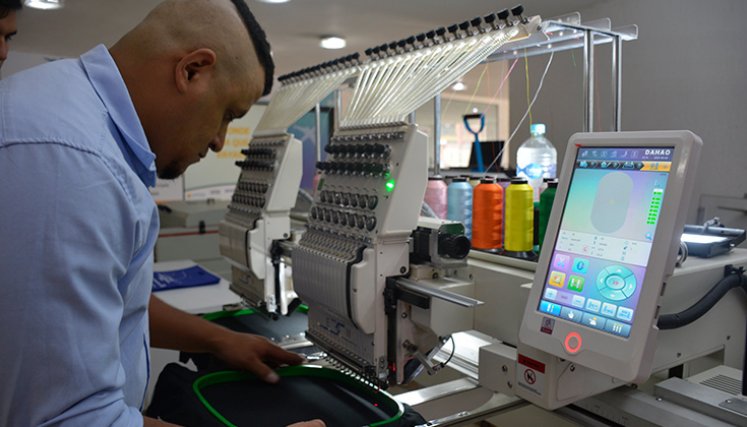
(676, 240, 689, 267)
(657, 265, 746, 330)
(481, 50, 555, 177)
(436, 335, 456, 370)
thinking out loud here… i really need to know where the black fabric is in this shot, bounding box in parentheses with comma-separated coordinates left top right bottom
(147, 363, 426, 427)
(146, 363, 224, 427)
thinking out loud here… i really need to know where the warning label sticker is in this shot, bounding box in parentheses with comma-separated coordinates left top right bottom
(517, 354, 546, 396)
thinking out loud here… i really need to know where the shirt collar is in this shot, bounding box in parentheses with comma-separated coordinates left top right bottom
(80, 44, 156, 188)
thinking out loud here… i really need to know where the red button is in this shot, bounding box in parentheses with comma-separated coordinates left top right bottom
(564, 331, 582, 354)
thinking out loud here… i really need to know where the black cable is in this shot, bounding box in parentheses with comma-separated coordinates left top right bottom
(657, 265, 746, 330)
(437, 336, 456, 370)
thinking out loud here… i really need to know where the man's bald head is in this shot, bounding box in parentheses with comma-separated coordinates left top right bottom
(116, 0, 272, 95)
(110, 0, 273, 179)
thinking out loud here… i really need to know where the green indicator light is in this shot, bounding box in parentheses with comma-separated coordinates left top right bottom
(385, 179, 396, 192)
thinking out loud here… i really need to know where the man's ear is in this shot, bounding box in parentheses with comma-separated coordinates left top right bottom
(174, 48, 217, 94)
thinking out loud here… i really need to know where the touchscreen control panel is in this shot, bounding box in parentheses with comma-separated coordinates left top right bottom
(537, 147, 674, 338)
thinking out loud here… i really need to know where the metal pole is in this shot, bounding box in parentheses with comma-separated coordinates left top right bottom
(335, 89, 342, 132)
(583, 30, 595, 132)
(408, 111, 417, 124)
(314, 103, 322, 161)
(612, 35, 622, 131)
(433, 94, 442, 176)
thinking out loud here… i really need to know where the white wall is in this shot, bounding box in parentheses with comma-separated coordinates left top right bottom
(509, 0, 747, 221)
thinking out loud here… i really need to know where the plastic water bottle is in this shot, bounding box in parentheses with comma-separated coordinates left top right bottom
(516, 123, 557, 202)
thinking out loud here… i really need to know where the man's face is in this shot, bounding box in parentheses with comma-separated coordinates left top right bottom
(157, 72, 264, 180)
(0, 10, 18, 70)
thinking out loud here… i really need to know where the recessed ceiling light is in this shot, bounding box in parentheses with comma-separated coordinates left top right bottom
(320, 36, 346, 50)
(256, 0, 291, 3)
(451, 81, 467, 91)
(24, 0, 64, 10)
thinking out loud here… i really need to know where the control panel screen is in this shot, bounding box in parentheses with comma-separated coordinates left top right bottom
(537, 147, 674, 338)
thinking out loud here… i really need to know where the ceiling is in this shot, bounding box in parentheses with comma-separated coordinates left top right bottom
(13, 0, 599, 79)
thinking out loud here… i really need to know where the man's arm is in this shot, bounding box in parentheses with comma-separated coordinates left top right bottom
(149, 295, 304, 382)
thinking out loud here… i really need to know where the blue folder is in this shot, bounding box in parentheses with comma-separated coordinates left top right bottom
(153, 265, 221, 292)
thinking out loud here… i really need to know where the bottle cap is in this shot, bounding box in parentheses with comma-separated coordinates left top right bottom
(428, 175, 445, 181)
(548, 181, 558, 188)
(451, 177, 468, 182)
(479, 177, 495, 184)
(510, 177, 528, 184)
(530, 123, 546, 136)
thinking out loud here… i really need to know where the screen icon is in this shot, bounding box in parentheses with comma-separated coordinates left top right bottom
(605, 320, 631, 337)
(571, 295, 586, 308)
(617, 307, 634, 322)
(544, 288, 558, 301)
(601, 302, 618, 317)
(568, 275, 585, 292)
(560, 307, 583, 323)
(582, 313, 606, 330)
(572, 258, 589, 274)
(585, 298, 601, 313)
(539, 300, 562, 316)
(553, 254, 570, 270)
(548, 271, 566, 288)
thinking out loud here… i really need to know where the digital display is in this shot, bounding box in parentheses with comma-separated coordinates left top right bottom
(538, 147, 674, 338)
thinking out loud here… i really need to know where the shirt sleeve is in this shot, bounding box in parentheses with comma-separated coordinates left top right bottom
(0, 142, 145, 427)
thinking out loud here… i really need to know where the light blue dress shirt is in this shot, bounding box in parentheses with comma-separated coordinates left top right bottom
(0, 45, 158, 426)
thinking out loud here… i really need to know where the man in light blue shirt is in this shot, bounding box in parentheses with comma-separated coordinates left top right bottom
(0, 1, 322, 426)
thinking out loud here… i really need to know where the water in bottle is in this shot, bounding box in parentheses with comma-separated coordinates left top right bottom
(516, 123, 557, 202)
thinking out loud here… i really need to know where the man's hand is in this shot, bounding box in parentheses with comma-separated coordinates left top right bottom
(211, 330, 305, 383)
(287, 420, 325, 427)
(150, 296, 304, 383)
